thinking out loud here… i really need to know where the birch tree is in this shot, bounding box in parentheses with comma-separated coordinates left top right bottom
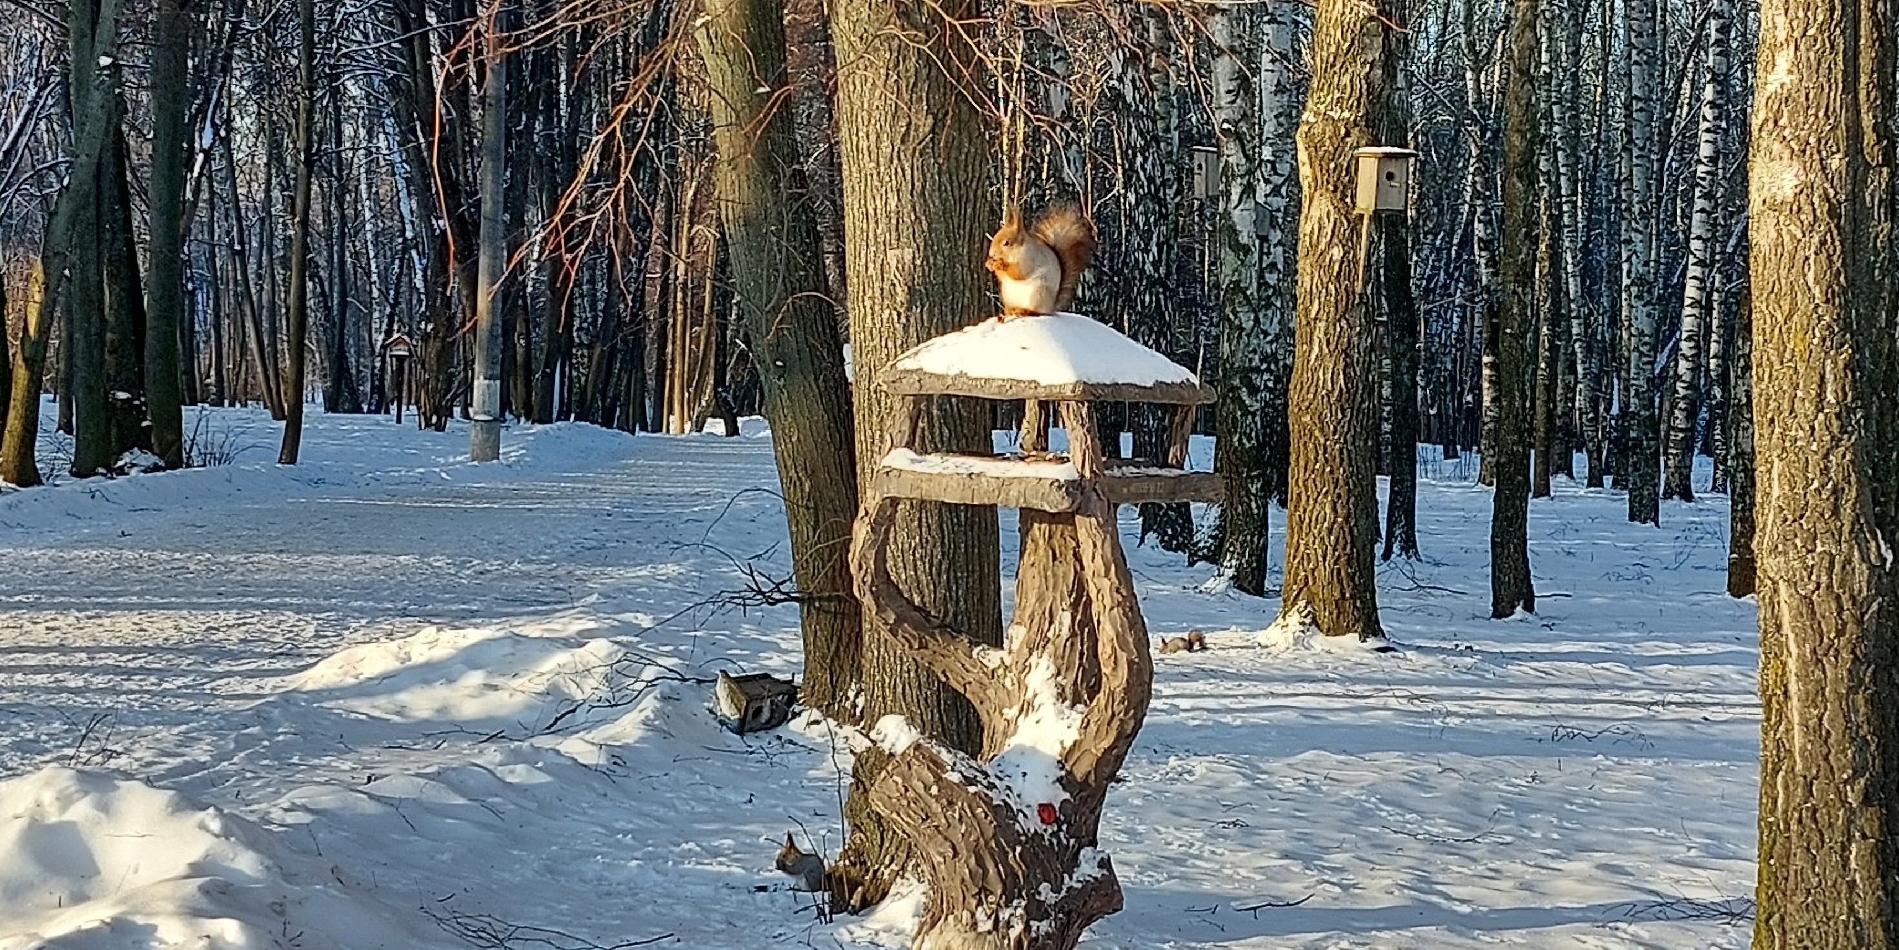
(1621, 0, 1661, 525)
(1661, 0, 1733, 502)
(1213, 4, 1299, 592)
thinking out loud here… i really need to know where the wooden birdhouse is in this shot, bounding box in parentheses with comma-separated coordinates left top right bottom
(712, 671, 798, 735)
(1353, 146, 1419, 214)
(845, 313, 1218, 946)
(1190, 145, 1220, 202)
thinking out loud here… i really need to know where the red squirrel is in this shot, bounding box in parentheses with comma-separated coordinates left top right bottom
(984, 204, 1098, 318)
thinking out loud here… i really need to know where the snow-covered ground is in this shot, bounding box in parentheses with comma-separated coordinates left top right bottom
(0, 403, 1758, 949)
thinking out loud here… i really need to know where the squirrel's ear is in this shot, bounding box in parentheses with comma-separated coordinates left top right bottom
(784, 832, 795, 847)
(1001, 204, 1022, 228)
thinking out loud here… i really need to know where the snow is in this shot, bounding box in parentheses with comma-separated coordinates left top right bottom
(0, 767, 437, 950)
(869, 714, 924, 755)
(988, 652, 1087, 819)
(888, 313, 1200, 389)
(0, 400, 1760, 948)
(881, 447, 1080, 481)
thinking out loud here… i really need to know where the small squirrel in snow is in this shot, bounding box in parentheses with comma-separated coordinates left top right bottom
(775, 832, 826, 892)
(1158, 631, 1208, 655)
(985, 204, 1098, 318)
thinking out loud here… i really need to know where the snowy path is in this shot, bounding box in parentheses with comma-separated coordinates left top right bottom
(0, 407, 1759, 949)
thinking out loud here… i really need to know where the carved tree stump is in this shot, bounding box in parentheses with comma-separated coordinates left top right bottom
(850, 401, 1154, 950)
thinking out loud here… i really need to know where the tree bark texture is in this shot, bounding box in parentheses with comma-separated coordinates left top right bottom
(1375, 5, 1419, 563)
(66, 0, 124, 478)
(1749, 0, 1899, 941)
(1281, 0, 1392, 640)
(828, 0, 1003, 908)
(1727, 279, 1755, 598)
(1621, 0, 1661, 525)
(1212, 4, 1299, 592)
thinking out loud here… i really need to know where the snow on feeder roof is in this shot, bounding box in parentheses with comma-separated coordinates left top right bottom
(883, 312, 1211, 405)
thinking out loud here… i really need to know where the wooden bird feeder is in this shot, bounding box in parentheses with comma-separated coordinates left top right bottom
(712, 671, 798, 735)
(847, 313, 1218, 948)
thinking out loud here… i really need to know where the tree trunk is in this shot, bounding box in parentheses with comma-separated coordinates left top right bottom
(278, 0, 315, 464)
(1727, 278, 1754, 598)
(103, 133, 151, 458)
(66, 0, 124, 478)
(3, 163, 81, 487)
(1749, 0, 1899, 938)
(1561, 0, 1600, 488)
(827, 0, 1003, 908)
(1279, 0, 1391, 642)
(1662, 0, 1734, 503)
(1115, 16, 1191, 555)
(145, 0, 191, 469)
(1375, 7, 1419, 562)
(1490, 0, 1538, 618)
(1212, 4, 1299, 591)
(693, 0, 864, 717)
(1622, 0, 1661, 525)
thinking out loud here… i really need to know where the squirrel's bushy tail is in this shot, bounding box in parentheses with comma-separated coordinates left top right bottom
(1032, 205, 1098, 313)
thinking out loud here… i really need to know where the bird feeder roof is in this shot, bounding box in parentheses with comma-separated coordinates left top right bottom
(882, 313, 1211, 405)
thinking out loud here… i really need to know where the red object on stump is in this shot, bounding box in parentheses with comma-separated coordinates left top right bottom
(1037, 802, 1058, 825)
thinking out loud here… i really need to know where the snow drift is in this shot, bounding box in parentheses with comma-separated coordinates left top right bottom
(0, 768, 442, 950)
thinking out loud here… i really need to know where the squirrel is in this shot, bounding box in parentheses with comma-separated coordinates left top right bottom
(775, 832, 826, 893)
(985, 203, 1098, 319)
(1158, 631, 1208, 655)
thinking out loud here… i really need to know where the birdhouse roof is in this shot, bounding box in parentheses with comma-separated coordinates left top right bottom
(882, 313, 1210, 405)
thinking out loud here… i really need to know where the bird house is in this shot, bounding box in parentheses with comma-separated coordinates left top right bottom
(712, 671, 798, 734)
(383, 332, 415, 360)
(1353, 146, 1418, 214)
(1190, 145, 1220, 202)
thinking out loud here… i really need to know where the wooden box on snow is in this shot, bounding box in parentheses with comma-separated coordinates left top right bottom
(712, 671, 797, 734)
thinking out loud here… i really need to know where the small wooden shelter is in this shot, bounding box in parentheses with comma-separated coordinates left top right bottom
(849, 313, 1218, 949)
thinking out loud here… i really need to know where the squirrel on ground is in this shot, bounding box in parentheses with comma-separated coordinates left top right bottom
(775, 832, 826, 892)
(1158, 631, 1208, 655)
(985, 204, 1098, 319)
